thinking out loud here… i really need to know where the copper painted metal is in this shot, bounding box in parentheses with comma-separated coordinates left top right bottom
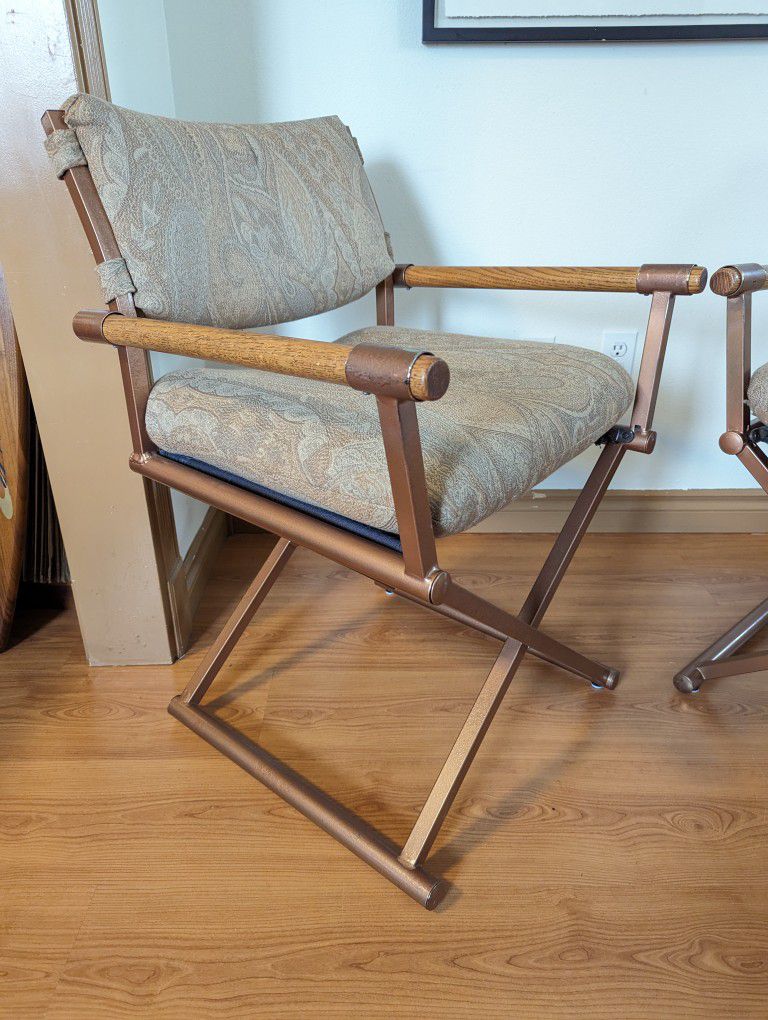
(168, 697, 446, 908)
(635, 264, 707, 297)
(181, 537, 295, 706)
(630, 291, 676, 437)
(376, 396, 439, 579)
(696, 649, 768, 681)
(674, 277, 768, 691)
(128, 452, 442, 605)
(710, 263, 768, 298)
(442, 580, 614, 685)
(52, 105, 700, 905)
(725, 295, 752, 438)
(520, 442, 627, 626)
(399, 639, 526, 868)
(674, 596, 768, 692)
(376, 274, 396, 324)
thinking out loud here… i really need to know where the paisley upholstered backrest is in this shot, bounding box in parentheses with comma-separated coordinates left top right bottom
(51, 94, 394, 329)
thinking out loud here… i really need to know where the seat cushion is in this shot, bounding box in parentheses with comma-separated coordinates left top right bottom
(749, 362, 768, 424)
(145, 326, 634, 537)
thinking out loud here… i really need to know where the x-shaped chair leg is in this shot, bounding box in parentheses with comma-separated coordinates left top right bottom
(168, 442, 626, 907)
(674, 437, 768, 691)
(398, 442, 626, 869)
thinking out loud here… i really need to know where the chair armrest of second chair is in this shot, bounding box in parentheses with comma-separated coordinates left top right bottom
(710, 264, 768, 298)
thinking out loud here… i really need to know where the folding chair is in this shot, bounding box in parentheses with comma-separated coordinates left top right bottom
(43, 94, 706, 908)
(675, 264, 768, 693)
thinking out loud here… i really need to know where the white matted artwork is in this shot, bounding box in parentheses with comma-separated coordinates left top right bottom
(425, 0, 768, 38)
(445, 1, 768, 16)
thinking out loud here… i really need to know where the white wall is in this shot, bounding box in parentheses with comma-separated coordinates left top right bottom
(163, 0, 260, 122)
(97, 0, 175, 117)
(105, 0, 768, 493)
(98, 0, 209, 554)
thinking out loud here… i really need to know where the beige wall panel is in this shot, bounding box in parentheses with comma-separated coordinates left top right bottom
(0, 1, 174, 664)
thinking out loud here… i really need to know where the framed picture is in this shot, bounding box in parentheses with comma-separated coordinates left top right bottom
(423, 0, 768, 42)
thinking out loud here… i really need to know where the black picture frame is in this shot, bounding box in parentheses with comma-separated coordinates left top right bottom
(423, 0, 768, 42)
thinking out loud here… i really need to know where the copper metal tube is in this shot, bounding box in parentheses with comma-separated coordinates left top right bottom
(710, 263, 768, 298)
(674, 596, 768, 692)
(168, 698, 446, 909)
(635, 264, 707, 296)
(696, 650, 768, 682)
(630, 292, 675, 436)
(398, 640, 525, 868)
(181, 537, 296, 706)
(129, 452, 445, 605)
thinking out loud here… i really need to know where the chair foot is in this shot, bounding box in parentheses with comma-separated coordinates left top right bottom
(672, 595, 768, 692)
(592, 667, 620, 690)
(673, 671, 702, 694)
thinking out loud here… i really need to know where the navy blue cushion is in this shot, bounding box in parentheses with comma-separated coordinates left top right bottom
(160, 451, 403, 552)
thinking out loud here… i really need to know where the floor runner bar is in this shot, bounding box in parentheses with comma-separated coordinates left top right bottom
(168, 697, 447, 909)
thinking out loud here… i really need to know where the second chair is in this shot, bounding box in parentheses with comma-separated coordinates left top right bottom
(675, 264, 768, 692)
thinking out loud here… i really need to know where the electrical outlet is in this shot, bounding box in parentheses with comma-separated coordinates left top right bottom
(602, 330, 638, 371)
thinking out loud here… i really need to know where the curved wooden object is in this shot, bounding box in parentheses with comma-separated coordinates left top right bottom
(72, 311, 450, 403)
(396, 264, 707, 296)
(0, 266, 28, 651)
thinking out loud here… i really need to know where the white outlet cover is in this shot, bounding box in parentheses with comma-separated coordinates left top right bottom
(601, 330, 638, 371)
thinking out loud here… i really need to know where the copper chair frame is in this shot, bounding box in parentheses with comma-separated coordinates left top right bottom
(44, 108, 706, 907)
(675, 264, 768, 693)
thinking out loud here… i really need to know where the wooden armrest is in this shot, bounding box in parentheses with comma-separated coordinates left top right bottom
(710, 264, 768, 298)
(72, 311, 450, 402)
(395, 264, 707, 296)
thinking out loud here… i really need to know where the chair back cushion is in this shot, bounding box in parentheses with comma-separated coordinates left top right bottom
(61, 94, 394, 328)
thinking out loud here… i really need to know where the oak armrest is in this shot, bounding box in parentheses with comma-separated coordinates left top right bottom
(395, 264, 707, 296)
(710, 264, 768, 298)
(72, 311, 450, 402)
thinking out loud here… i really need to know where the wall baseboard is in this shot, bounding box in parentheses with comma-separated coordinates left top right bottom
(471, 489, 768, 534)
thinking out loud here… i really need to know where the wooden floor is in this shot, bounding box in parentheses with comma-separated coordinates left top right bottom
(3, 532, 768, 1018)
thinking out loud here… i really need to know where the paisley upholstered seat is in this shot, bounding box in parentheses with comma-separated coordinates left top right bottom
(146, 325, 633, 537)
(748, 362, 768, 425)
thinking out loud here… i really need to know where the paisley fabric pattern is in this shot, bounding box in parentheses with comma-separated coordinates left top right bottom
(60, 94, 394, 328)
(748, 362, 768, 424)
(95, 258, 136, 303)
(43, 127, 86, 178)
(146, 327, 634, 536)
